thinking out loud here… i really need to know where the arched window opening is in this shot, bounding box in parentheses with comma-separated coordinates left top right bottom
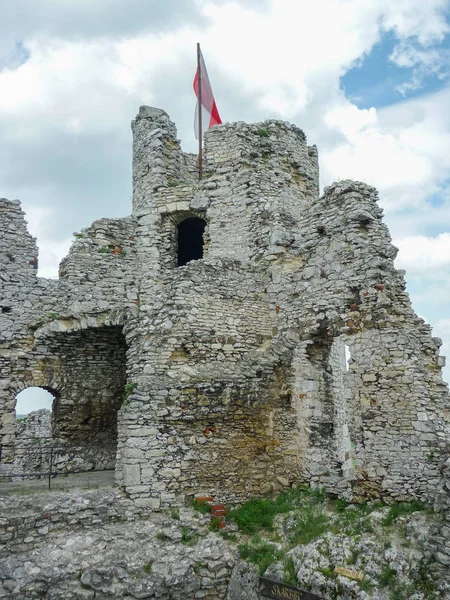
(177, 217, 206, 266)
(15, 387, 55, 419)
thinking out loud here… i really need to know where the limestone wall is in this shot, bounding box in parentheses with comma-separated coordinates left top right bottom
(0, 108, 449, 512)
(12, 409, 52, 478)
(0, 201, 137, 474)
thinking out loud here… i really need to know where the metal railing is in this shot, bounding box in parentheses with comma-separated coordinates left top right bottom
(0, 438, 117, 489)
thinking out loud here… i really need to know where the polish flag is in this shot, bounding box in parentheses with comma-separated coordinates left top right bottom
(193, 48, 222, 140)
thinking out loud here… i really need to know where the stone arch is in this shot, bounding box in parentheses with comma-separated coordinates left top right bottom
(45, 324, 128, 473)
(1, 323, 128, 477)
(177, 216, 206, 266)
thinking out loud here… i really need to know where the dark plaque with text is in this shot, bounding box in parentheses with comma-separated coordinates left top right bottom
(259, 577, 323, 600)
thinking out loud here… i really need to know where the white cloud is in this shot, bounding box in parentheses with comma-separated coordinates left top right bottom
(390, 42, 450, 94)
(379, 0, 450, 44)
(25, 205, 72, 278)
(0, 0, 449, 355)
(394, 233, 450, 276)
(320, 83, 450, 229)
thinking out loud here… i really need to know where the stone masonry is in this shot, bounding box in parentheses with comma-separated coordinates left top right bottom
(0, 106, 449, 510)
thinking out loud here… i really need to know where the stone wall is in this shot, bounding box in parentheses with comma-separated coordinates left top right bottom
(12, 409, 52, 478)
(0, 107, 449, 512)
(0, 489, 234, 599)
(0, 202, 138, 474)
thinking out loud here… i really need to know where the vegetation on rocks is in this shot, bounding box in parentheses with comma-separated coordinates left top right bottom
(222, 486, 446, 599)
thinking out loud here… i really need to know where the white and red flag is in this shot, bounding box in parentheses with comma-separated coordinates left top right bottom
(193, 46, 222, 140)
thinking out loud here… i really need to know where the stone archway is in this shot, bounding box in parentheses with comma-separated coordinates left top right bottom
(0, 323, 128, 478)
(45, 324, 128, 473)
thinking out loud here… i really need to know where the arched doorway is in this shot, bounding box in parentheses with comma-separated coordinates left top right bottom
(177, 217, 206, 266)
(13, 387, 57, 479)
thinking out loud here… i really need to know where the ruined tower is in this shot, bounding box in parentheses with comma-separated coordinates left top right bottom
(0, 107, 448, 507)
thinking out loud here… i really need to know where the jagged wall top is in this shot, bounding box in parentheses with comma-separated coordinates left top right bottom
(131, 106, 320, 215)
(0, 198, 38, 293)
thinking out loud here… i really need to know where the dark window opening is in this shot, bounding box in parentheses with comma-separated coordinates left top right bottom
(1, 306, 12, 313)
(177, 217, 206, 266)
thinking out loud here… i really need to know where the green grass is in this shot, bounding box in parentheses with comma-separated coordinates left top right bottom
(220, 531, 238, 542)
(321, 566, 336, 579)
(382, 500, 427, 526)
(225, 486, 437, 597)
(285, 509, 330, 545)
(209, 517, 221, 532)
(282, 556, 297, 586)
(238, 539, 284, 575)
(228, 485, 326, 535)
(144, 560, 153, 574)
(332, 506, 374, 536)
(181, 525, 198, 546)
(229, 498, 279, 534)
(379, 565, 397, 588)
(156, 531, 170, 542)
(193, 499, 211, 514)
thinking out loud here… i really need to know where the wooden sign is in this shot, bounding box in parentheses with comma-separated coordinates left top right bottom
(259, 577, 323, 600)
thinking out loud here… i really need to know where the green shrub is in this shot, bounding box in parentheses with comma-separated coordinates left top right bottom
(229, 498, 278, 534)
(335, 499, 348, 513)
(122, 382, 137, 404)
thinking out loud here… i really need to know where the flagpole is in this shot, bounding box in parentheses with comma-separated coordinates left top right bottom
(197, 42, 203, 181)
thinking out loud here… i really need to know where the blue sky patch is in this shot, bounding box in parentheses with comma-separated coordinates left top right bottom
(341, 31, 450, 110)
(0, 40, 30, 72)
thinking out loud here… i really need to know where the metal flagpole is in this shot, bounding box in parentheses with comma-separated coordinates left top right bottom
(197, 42, 203, 181)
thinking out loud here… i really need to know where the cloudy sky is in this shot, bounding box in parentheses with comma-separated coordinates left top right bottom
(2, 0, 449, 412)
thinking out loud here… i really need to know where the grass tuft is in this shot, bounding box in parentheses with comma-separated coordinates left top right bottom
(382, 500, 426, 526)
(238, 539, 284, 576)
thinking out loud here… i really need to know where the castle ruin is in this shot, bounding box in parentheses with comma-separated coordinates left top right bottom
(1, 106, 449, 508)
